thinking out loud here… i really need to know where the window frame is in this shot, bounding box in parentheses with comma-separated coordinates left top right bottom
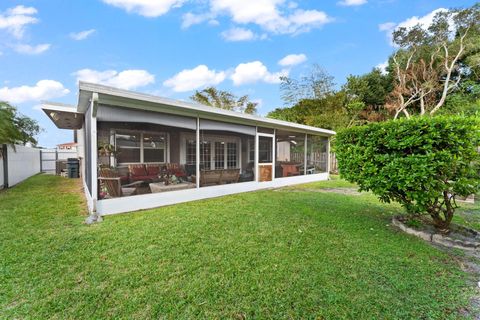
(113, 129, 170, 165)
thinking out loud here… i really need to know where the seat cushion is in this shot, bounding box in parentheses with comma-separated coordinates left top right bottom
(146, 165, 160, 176)
(130, 165, 146, 177)
(130, 175, 154, 181)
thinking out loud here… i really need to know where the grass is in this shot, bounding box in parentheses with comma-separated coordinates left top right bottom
(454, 200, 480, 231)
(0, 174, 475, 319)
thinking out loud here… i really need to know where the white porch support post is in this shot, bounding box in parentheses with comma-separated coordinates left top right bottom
(304, 134, 308, 175)
(91, 92, 99, 211)
(272, 129, 276, 181)
(326, 136, 331, 176)
(196, 116, 200, 188)
(254, 126, 259, 182)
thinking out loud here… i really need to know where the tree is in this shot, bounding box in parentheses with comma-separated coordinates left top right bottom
(191, 87, 258, 114)
(343, 68, 393, 124)
(268, 92, 349, 131)
(0, 102, 42, 147)
(441, 80, 480, 116)
(335, 116, 480, 230)
(388, 4, 480, 118)
(279, 64, 335, 105)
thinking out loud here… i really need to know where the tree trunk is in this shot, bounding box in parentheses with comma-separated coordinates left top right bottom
(428, 192, 455, 232)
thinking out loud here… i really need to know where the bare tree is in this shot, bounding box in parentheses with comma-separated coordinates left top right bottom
(190, 87, 258, 114)
(280, 64, 335, 106)
(388, 5, 480, 118)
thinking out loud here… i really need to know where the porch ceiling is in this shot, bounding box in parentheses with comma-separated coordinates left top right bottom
(42, 103, 84, 130)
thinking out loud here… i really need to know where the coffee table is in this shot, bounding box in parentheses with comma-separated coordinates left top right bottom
(149, 182, 196, 193)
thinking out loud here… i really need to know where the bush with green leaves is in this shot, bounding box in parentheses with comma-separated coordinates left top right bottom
(335, 116, 480, 230)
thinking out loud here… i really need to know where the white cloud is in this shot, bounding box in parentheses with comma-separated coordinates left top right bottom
(210, 0, 332, 35)
(376, 60, 389, 74)
(378, 22, 395, 32)
(0, 80, 70, 104)
(221, 27, 257, 41)
(73, 69, 155, 90)
(278, 53, 307, 67)
(163, 65, 226, 92)
(13, 43, 50, 55)
(70, 29, 96, 40)
(181, 12, 215, 29)
(102, 0, 185, 17)
(0, 5, 39, 39)
(379, 8, 448, 45)
(338, 0, 367, 6)
(230, 61, 287, 86)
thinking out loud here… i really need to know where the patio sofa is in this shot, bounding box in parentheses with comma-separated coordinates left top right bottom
(193, 169, 240, 187)
(127, 163, 188, 183)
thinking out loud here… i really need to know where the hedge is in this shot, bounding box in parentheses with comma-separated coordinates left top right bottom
(335, 116, 480, 229)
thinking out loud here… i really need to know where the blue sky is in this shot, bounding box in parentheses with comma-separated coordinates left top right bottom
(0, 0, 476, 147)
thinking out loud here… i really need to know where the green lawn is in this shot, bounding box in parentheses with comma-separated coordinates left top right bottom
(0, 174, 475, 319)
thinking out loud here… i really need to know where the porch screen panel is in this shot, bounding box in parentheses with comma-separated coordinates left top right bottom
(307, 135, 328, 173)
(97, 105, 197, 130)
(199, 119, 254, 187)
(275, 130, 305, 178)
(97, 117, 198, 198)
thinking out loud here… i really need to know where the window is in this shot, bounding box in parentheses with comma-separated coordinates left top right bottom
(143, 133, 166, 163)
(200, 141, 211, 169)
(185, 139, 196, 165)
(215, 141, 225, 169)
(115, 130, 168, 164)
(116, 132, 141, 163)
(227, 142, 237, 168)
(248, 138, 255, 162)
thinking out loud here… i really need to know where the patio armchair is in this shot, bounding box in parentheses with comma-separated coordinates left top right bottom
(280, 163, 301, 177)
(99, 168, 142, 198)
(166, 163, 188, 179)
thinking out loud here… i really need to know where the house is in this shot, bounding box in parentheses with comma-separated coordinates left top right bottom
(57, 142, 78, 151)
(42, 82, 335, 216)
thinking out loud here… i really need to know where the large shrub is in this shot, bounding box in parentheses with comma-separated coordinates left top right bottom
(335, 116, 480, 230)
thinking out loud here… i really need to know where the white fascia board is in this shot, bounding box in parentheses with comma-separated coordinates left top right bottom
(41, 102, 82, 113)
(78, 81, 336, 136)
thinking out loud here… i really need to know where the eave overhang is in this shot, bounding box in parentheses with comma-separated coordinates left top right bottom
(41, 102, 84, 130)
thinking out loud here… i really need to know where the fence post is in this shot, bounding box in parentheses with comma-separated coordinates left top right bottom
(40, 150, 43, 172)
(2, 144, 9, 188)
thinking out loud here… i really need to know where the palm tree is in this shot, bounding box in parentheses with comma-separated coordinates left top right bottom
(191, 87, 258, 114)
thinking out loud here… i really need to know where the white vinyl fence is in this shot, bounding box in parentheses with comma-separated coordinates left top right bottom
(0, 144, 79, 189)
(1, 144, 41, 188)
